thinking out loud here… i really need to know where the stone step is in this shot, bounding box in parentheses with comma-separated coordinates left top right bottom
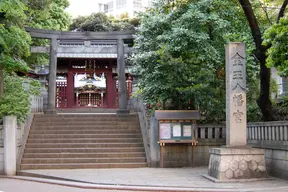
(22, 157, 146, 164)
(24, 147, 145, 153)
(27, 138, 142, 144)
(30, 127, 140, 131)
(33, 115, 137, 119)
(28, 133, 142, 139)
(29, 130, 141, 134)
(20, 162, 148, 170)
(56, 108, 119, 113)
(23, 152, 146, 159)
(33, 117, 138, 122)
(21, 113, 146, 170)
(31, 124, 140, 128)
(33, 116, 138, 120)
(32, 121, 139, 126)
(34, 114, 137, 118)
(25, 143, 144, 148)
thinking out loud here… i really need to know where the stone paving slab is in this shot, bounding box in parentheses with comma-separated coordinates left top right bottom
(0, 178, 139, 192)
(17, 167, 288, 191)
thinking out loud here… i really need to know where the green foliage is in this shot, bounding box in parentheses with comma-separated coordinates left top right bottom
(273, 96, 288, 120)
(25, 0, 71, 30)
(25, 0, 71, 66)
(29, 79, 41, 96)
(0, 0, 27, 26)
(263, 17, 288, 76)
(70, 12, 138, 32)
(0, 0, 31, 72)
(0, 72, 40, 123)
(135, 0, 242, 123)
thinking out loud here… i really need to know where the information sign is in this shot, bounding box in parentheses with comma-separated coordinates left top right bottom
(159, 122, 196, 141)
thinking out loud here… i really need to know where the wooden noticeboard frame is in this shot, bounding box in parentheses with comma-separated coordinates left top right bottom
(158, 120, 198, 168)
(155, 110, 201, 168)
(158, 120, 198, 144)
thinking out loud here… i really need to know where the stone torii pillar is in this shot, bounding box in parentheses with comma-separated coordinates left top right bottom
(205, 43, 267, 181)
(46, 38, 57, 114)
(117, 38, 129, 114)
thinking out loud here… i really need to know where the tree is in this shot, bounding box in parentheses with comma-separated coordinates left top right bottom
(263, 17, 288, 76)
(0, 71, 41, 122)
(25, 0, 71, 30)
(24, 0, 71, 66)
(135, 0, 246, 122)
(237, 0, 288, 121)
(0, 0, 31, 97)
(70, 12, 139, 32)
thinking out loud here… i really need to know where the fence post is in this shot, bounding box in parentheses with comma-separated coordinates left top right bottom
(3, 116, 17, 176)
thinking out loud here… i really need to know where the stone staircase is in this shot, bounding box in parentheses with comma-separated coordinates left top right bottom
(20, 114, 147, 169)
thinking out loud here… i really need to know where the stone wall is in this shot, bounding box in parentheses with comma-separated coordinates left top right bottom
(265, 149, 288, 179)
(0, 125, 3, 173)
(247, 121, 288, 180)
(161, 141, 225, 168)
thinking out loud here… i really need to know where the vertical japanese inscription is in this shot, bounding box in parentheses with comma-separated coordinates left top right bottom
(226, 43, 247, 146)
(230, 52, 246, 124)
(231, 53, 245, 91)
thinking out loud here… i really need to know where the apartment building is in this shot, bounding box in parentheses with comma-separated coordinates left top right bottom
(98, 0, 152, 17)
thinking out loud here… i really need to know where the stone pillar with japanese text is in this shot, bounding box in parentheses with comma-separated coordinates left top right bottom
(205, 43, 267, 181)
(226, 43, 247, 147)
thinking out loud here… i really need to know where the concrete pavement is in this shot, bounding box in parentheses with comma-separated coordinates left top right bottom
(0, 178, 140, 192)
(11, 167, 288, 192)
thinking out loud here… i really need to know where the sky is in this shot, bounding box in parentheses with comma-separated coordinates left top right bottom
(66, 0, 100, 18)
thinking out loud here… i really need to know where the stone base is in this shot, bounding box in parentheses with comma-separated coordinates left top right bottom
(116, 109, 130, 114)
(202, 174, 274, 183)
(208, 147, 268, 181)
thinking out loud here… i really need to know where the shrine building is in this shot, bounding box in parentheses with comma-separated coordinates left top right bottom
(26, 27, 134, 113)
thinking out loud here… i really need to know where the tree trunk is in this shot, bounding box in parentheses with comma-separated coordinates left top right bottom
(278, 0, 288, 22)
(238, 0, 276, 121)
(0, 64, 3, 97)
(257, 49, 275, 121)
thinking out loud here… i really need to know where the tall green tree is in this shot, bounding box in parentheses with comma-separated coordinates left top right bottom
(263, 17, 288, 76)
(25, 0, 71, 66)
(237, 0, 288, 120)
(70, 12, 138, 32)
(135, 0, 245, 122)
(0, 0, 31, 97)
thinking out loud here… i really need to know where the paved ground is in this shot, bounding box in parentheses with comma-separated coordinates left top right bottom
(16, 167, 288, 192)
(0, 178, 139, 192)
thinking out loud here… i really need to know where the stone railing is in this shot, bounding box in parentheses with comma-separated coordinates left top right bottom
(247, 121, 288, 151)
(0, 115, 33, 174)
(30, 95, 43, 113)
(0, 124, 4, 173)
(196, 125, 226, 140)
(247, 121, 288, 141)
(0, 125, 3, 147)
(128, 97, 151, 165)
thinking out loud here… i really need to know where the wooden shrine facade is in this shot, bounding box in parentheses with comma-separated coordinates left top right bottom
(26, 27, 134, 114)
(55, 58, 133, 108)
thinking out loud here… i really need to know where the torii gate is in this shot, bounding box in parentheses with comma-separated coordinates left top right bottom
(25, 27, 134, 114)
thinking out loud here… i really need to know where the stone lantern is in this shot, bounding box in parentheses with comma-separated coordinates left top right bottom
(38, 65, 49, 111)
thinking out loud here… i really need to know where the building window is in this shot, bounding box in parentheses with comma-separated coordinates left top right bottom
(104, 1, 113, 13)
(116, 0, 127, 8)
(133, 0, 142, 8)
